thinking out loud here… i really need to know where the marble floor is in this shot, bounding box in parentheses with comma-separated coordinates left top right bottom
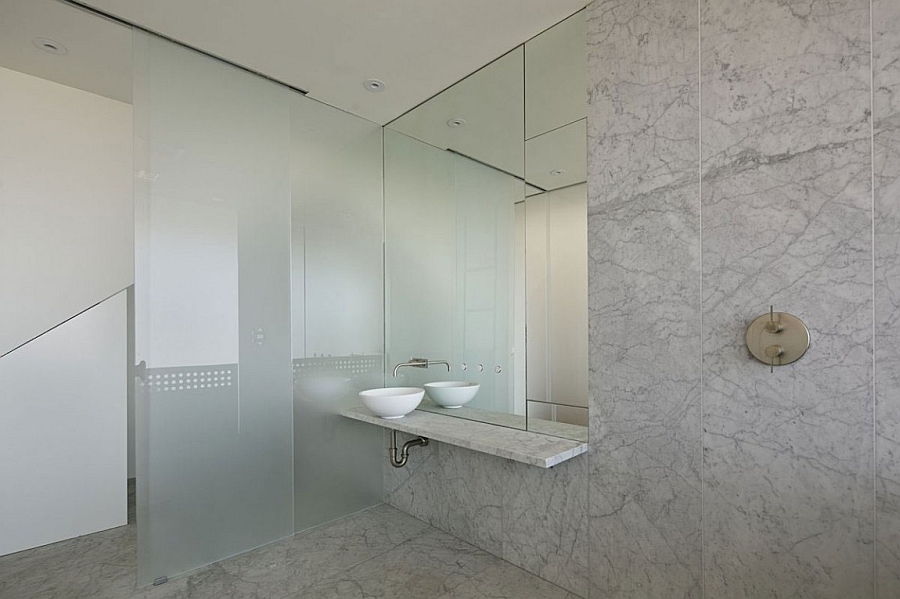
(0, 485, 578, 599)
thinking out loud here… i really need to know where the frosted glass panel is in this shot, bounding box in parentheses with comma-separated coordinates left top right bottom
(290, 94, 384, 532)
(385, 130, 520, 421)
(134, 32, 293, 585)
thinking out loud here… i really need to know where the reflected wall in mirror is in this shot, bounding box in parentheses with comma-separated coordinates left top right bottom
(384, 10, 587, 441)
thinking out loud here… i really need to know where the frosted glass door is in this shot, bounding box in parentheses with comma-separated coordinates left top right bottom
(133, 32, 293, 585)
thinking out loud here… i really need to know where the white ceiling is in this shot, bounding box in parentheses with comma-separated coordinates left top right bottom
(76, 0, 586, 123)
(0, 0, 132, 104)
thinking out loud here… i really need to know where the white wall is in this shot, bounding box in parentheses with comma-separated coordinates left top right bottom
(0, 66, 133, 356)
(0, 292, 128, 556)
(0, 67, 132, 553)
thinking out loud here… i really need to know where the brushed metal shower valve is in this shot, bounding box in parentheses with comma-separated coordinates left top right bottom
(746, 306, 809, 373)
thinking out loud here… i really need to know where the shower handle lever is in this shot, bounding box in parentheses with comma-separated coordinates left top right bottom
(745, 306, 809, 373)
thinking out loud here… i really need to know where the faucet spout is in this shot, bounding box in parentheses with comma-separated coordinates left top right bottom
(392, 357, 452, 377)
(427, 359, 451, 372)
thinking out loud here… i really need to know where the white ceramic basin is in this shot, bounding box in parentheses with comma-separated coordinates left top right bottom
(359, 387, 424, 419)
(424, 381, 480, 408)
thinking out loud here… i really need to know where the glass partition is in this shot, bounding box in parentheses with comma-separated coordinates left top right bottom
(133, 31, 294, 585)
(134, 27, 387, 585)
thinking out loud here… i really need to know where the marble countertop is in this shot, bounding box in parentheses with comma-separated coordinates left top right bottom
(340, 406, 588, 468)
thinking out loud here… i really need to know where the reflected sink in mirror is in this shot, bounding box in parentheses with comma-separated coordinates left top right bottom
(358, 387, 424, 419)
(423, 381, 480, 409)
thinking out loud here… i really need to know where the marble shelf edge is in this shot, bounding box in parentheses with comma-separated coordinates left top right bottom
(340, 406, 588, 468)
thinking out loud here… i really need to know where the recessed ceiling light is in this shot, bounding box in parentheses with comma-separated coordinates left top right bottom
(550, 169, 566, 176)
(33, 37, 67, 55)
(447, 118, 467, 128)
(363, 79, 386, 92)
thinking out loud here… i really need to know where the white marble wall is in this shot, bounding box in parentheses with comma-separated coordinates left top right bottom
(701, 0, 874, 596)
(385, 433, 590, 597)
(388, 0, 900, 597)
(586, 0, 702, 597)
(875, 0, 900, 595)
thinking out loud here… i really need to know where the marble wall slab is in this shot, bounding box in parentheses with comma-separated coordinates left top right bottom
(502, 456, 589, 597)
(700, 0, 874, 596)
(385, 433, 589, 597)
(875, 0, 900, 595)
(586, 0, 702, 597)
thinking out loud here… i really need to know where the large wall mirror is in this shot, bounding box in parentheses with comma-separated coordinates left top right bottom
(384, 10, 587, 441)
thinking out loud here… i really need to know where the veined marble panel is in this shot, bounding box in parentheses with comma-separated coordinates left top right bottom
(586, 0, 699, 210)
(383, 433, 499, 552)
(502, 456, 589, 597)
(383, 431, 444, 530)
(383, 433, 504, 554)
(385, 435, 589, 597)
(700, 0, 874, 597)
(875, 0, 900, 595)
(586, 0, 702, 597)
(440, 444, 504, 556)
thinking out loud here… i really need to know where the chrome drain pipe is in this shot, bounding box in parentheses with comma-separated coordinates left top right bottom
(389, 429, 429, 468)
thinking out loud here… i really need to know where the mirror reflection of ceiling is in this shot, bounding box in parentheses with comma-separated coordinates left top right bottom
(0, 0, 132, 104)
(386, 10, 586, 194)
(526, 119, 586, 192)
(524, 11, 586, 193)
(388, 48, 525, 179)
(524, 11, 586, 141)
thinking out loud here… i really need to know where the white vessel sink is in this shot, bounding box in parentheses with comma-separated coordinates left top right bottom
(359, 387, 424, 419)
(424, 381, 480, 408)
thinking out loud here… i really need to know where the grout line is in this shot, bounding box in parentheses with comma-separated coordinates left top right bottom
(870, 0, 878, 596)
(382, 128, 387, 390)
(697, 0, 705, 597)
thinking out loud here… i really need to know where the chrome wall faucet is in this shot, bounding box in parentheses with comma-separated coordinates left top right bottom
(392, 357, 451, 377)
